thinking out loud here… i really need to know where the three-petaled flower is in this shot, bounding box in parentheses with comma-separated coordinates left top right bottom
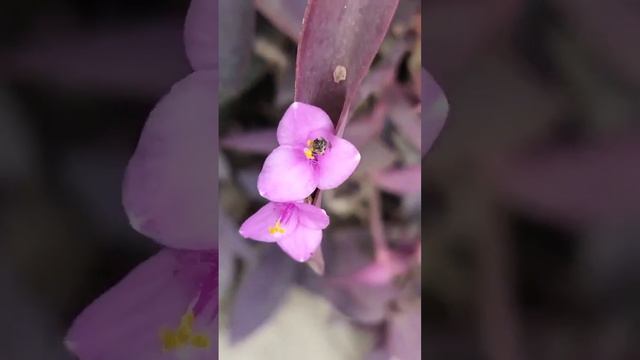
(239, 201, 330, 262)
(241, 102, 360, 262)
(257, 102, 361, 202)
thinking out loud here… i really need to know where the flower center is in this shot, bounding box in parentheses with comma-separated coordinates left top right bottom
(303, 138, 329, 160)
(160, 251, 216, 353)
(268, 220, 286, 236)
(160, 311, 211, 352)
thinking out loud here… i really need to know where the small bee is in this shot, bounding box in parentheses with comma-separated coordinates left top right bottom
(311, 138, 329, 156)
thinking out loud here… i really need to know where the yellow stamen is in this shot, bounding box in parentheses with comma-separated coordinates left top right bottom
(304, 147, 314, 159)
(159, 310, 211, 352)
(268, 220, 286, 235)
(190, 334, 211, 348)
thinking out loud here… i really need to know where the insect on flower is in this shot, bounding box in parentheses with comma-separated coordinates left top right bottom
(257, 102, 361, 202)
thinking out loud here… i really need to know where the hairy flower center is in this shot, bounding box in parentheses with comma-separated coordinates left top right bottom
(160, 311, 211, 352)
(303, 138, 329, 160)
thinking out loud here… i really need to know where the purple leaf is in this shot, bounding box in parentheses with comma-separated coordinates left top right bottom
(221, 129, 278, 154)
(256, 0, 307, 42)
(421, 68, 448, 155)
(374, 164, 421, 195)
(294, 0, 400, 132)
(229, 246, 296, 343)
(123, 71, 217, 250)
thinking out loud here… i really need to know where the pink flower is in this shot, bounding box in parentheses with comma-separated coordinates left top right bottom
(257, 102, 361, 202)
(66, 249, 217, 360)
(239, 201, 330, 262)
(65, 0, 218, 358)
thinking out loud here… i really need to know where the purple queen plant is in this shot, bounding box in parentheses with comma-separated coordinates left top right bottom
(65, 0, 218, 359)
(239, 102, 354, 261)
(238, 0, 400, 269)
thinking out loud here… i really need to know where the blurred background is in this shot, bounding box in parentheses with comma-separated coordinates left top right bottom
(423, 0, 640, 359)
(1, 0, 639, 359)
(0, 0, 190, 359)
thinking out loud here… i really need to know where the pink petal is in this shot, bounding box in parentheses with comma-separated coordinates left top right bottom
(123, 71, 217, 250)
(238, 202, 299, 242)
(295, 203, 330, 229)
(277, 226, 323, 262)
(316, 136, 361, 190)
(184, 0, 217, 71)
(66, 249, 216, 359)
(276, 102, 334, 146)
(257, 145, 317, 202)
(422, 69, 448, 156)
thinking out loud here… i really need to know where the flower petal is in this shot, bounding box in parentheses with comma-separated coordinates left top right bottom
(257, 145, 317, 202)
(122, 70, 217, 250)
(239, 202, 299, 243)
(277, 102, 334, 146)
(277, 226, 323, 262)
(316, 136, 361, 190)
(65, 249, 217, 360)
(295, 203, 330, 230)
(185, 0, 217, 71)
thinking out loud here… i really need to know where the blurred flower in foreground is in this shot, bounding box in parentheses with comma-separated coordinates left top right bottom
(65, 0, 218, 358)
(257, 102, 361, 202)
(66, 250, 217, 359)
(239, 201, 330, 262)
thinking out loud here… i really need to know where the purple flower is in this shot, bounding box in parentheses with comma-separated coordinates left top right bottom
(239, 201, 330, 262)
(66, 249, 218, 359)
(65, 0, 218, 358)
(257, 102, 361, 202)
